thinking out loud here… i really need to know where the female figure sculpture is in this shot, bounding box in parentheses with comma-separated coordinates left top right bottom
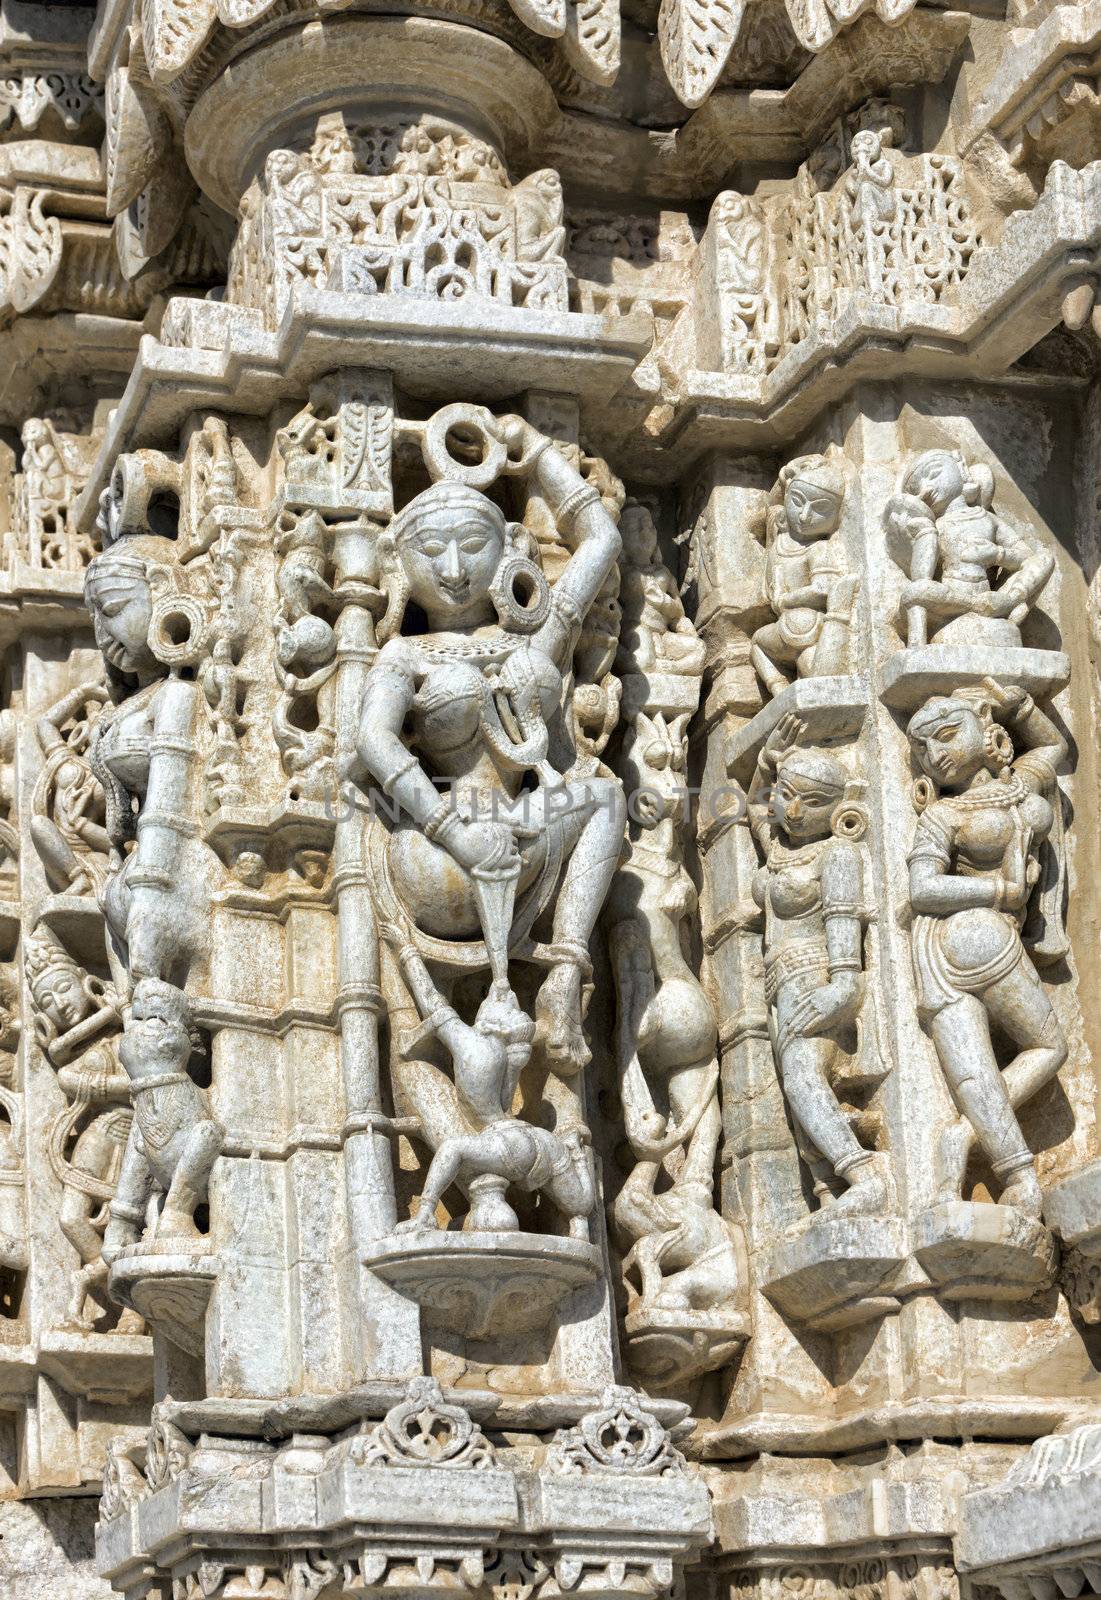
(83, 529, 209, 988)
(749, 716, 888, 1214)
(750, 453, 859, 698)
(885, 450, 1054, 648)
(24, 933, 140, 1329)
(356, 411, 625, 1074)
(906, 680, 1067, 1216)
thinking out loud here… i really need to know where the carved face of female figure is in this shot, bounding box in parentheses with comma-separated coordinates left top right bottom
(907, 697, 987, 791)
(769, 750, 845, 843)
(84, 535, 175, 680)
(392, 482, 508, 630)
(31, 964, 89, 1033)
(903, 451, 966, 517)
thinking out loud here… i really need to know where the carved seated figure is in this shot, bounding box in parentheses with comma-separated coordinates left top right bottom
(884, 450, 1054, 649)
(749, 715, 890, 1216)
(24, 933, 140, 1330)
(617, 504, 706, 678)
(906, 680, 1067, 1218)
(384, 929, 595, 1237)
(102, 979, 221, 1262)
(751, 453, 859, 698)
(355, 412, 626, 1075)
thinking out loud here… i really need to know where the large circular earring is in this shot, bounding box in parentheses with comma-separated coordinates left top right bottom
(984, 723, 1014, 775)
(490, 553, 551, 634)
(830, 799, 868, 840)
(148, 594, 210, 668)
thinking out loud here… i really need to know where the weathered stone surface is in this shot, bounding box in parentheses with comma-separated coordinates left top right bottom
(3, 0, 1101, 1597)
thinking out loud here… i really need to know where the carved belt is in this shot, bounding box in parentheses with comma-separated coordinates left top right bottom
(763, 942, 829, 1005)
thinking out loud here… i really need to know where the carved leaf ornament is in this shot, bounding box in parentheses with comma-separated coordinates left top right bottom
(138, 0, 920, 109)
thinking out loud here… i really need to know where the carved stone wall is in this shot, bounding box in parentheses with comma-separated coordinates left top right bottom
(3, 0, 1101, 1597)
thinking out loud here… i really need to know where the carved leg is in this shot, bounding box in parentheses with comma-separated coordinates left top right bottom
(807, 575, 859, 678)
(101, 1123, 154, 1266)
(28, 817, 86, 895)
(396, 1134, 482, 1233)
(535, 778, 626, 1075)
(66, 1257, 108, 1328)
(928, 997, 1039, 1215)
(750, 623, 795, 697)
(985, 959, 1068, 1112)
(780, 1036, 867, 1180)
(159, 1121, 221, 1240)
(544, 1133, 596, 1230)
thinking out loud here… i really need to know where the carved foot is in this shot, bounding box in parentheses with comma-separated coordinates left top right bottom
(155, 1209, 203, 1243)
(937, 1118, 972, 1202)
(1001, 1165, 1043, 1219)
(394, 1209, 441, 1235)
(831, 1153, 891, 1216)
(534, 963, 589, 1075)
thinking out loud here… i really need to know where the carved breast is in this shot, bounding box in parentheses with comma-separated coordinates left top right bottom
(412, 662, 485, 757)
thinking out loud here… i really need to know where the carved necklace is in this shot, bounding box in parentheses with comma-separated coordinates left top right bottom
(943, 772, 1029, 811)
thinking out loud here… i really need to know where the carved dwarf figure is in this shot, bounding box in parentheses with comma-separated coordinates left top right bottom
(749, 716, 889, 1214)
(906, 680, 1067, 1217)
(383, 928, 595, 1237)
(356, 412, 625, 1074)
(102, 979, 221, 1263)
(884, 450, 1054, 648)
(751, 453, 859, 698)
(24, 932, 140, 1329)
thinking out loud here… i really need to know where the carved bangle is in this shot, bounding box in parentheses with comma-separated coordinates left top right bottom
(555, 483, 602, 533)
(380, 751, 420, 797)
(829, 957, 860, 973)
(109, 1199, 144, 1225)
(992, 876, 1008, 911)
(424, 798, 461, 844)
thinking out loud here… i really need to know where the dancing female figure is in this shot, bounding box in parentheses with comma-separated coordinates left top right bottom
(906, 680, 1067, 1216)
(356, 412, 626, 1073)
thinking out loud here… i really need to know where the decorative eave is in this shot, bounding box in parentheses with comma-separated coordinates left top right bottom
(546, 8, 971, 200)
(959, 0, 1101, 199)
(956, 1422, 1101, 1600)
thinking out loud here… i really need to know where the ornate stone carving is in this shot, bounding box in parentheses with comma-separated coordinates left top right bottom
(102, 979, 221, 1260)
(226, 115, 568, 330)
(545, 1385, 688, 1476)
(751, 453, 857, 699)
(747, 716, 889, 1215)
(24, 929, 139, 1331)
(14, 419, 100, 573)
(5, 0, 1101, 1588)
(349, 1377, 497, 1468)
(906, 681, 1067, 1220)
(884, 453, 1055, 650)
